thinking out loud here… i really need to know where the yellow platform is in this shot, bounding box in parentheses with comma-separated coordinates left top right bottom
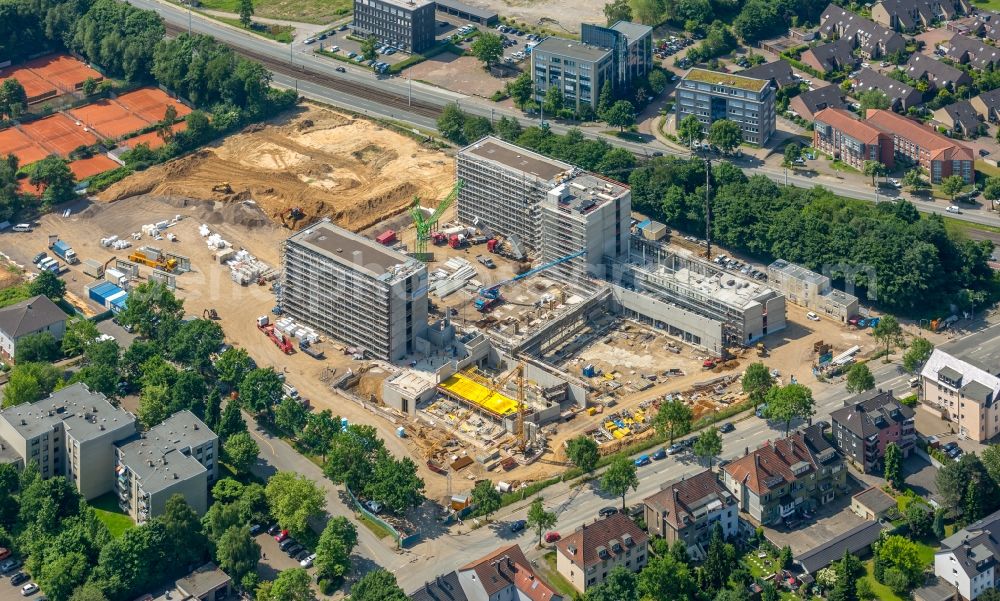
(439, 372, 521, 417)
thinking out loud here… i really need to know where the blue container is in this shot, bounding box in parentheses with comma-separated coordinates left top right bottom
(88, 282, 119, 305)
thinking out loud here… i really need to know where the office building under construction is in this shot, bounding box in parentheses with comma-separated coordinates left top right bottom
(280, 219, 428, 361)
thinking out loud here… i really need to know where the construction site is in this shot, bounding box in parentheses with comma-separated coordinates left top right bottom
(2, 112, 890, 502)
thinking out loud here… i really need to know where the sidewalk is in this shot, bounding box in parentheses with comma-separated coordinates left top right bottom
(199, 9, 329, 40)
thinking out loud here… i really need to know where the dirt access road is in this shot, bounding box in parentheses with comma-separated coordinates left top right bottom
(98, 104, 455, 234)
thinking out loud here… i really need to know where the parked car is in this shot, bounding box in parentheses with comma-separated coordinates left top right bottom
(942, 441, 959, 452)
(267, 524, 280, 536)
(980, 148, 991, 157)
(719, 422, 735, 433)
(652, 447, 667, 460)
(806, 311, 820, 321)
(278, 538, 297, 551)
(598, 507, 618, 518)
(249, 524, 262, 536)
(634, 454, 651, 467)
(274, 529, 289, 542)
(667, 443, 683, 455)
(1, 559, 20, 574)
(510, 519, 527, 533)
(32, 252, 46, 264)
(285, 543, 303, 557)
(300, 553, 316, 568)
(335, 66, 346, 73)
(20, 583, 38, 597)
(364, 500, 383, 514)
(10, 572, 29, 586)
(544, 532, 561, 543)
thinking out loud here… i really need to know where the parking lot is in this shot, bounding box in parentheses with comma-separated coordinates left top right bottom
(0, 565, 40, 601)
(762, 477, 867, 555)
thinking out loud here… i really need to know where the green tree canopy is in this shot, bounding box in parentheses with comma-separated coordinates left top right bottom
(567, 435, 600, 473)
(264, 472, 326, 539)
(526, 496, 557, 546)
(224, 431, 260, 476)
(117, 281, 184, 343)
(884, 441, 903, 489)
(859, 89, 890, 111)
(654, 398, 693, 443)
(29, 270, 66, 300)
(14, 332, 60, 363)
(471, 479, 502, 519)
(3, 362, 62, 408)
(742, 362, 774, 409)
(604, 100, 636, 131)
(902, 337, 934, 373)
(315, 516, 357, 581)
(845, 362, 875, 393)
(239, 0, 254, 27)
(601, 454, 639, 510)
(941, 175, 966, 201)
(470, 32, 503, 67)
(217, 525, 260, 590)
(678, 114, 704, 147)
(763, 383, 815, 435)
(693, 428, 722, 466)
(360, 35, 378, 61)
(872, 315, 904, 361)
(707, 119, 742, 154)
(348, 568, 407, 601)
(238, 368, 283, 415)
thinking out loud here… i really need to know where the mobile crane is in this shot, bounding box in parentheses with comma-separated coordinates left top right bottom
(473, 249, 586, 312)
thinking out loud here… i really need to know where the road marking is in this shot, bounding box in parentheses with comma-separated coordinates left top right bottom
(249, 427, 277, 455)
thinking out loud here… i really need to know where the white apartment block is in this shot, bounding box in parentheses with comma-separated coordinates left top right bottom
(115, 410, 218, 523)
(937, 509, 1000, 600)
(0, 383, 136, 499)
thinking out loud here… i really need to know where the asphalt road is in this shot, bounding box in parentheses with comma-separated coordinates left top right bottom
(127, 0, 1000, 229)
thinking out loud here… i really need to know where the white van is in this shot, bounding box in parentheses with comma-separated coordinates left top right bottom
(12, 224, 31, 232)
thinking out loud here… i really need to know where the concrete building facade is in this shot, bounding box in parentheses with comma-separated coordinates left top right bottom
(351, 0, 436, 53)
(532, 37, 614, 114)
(580, 21, 654, 87)
(0, 383, 137, 499)
(766, 259, 859, 322)
(674, 68, 776, 145)
(540, 172, 631, 284)
(457, 136, 573, 251)
(281, 219, 429, 361)
(115, 410, 218, 523)
(921, 349, 1000, 442)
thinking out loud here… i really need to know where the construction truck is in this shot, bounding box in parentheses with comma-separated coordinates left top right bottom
(281, 207, 306, 229)
(128, 247, 177, 272)
(476, 255, 496, 269)
(255, 316, 293, 354)
(49, 237, 79, 264)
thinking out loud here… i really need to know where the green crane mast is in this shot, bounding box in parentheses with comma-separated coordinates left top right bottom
(410, 180, 463, 260)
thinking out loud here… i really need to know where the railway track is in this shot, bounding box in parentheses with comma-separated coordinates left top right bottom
(163, 23, 443, 119)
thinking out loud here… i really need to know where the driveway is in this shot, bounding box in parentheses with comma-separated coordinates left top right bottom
(762, 475, 868, 555)
(903, 454, 941, 504)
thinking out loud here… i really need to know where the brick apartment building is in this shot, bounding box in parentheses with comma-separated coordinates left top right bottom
(830, 389, 915, 473)
(813, 108, 894, 170)
(867, 109, 974, 183)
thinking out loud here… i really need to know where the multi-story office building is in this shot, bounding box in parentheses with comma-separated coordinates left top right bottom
(612, 240, 786, 352)
(0, 383, 136, 499)
(831, 389, 915, 473)
(921, 349, 1000, 441)
(540, 172, 630, 284)
(532, 37, 614, 114)
(866, 109, 975, 183)
(580, 21, 654, 87)
(766, 259, 859, 322)
(281, 219, 428, 361)
(722, 424, 846, 526)
(115, 411, 218, 523)
(457, 136, 573, 251)
(674, 68, 776, 145)
(643, 469, 739, 550)
(813, 108, 894, 172)
(352, 0, 436, 53)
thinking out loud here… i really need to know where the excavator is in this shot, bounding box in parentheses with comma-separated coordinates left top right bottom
(281, 207, 306, 229)
(203, 308, 219, 320)
(212, 182, 233, 194)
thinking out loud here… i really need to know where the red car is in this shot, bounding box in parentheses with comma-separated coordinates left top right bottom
(544, 532, 561, 543)
(275, 530, 289, 542)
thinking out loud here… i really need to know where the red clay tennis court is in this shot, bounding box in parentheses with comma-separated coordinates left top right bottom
(21, 114, 98, 157)
(24, 55, 102, 92)
(0, 127, 51, 165)
(115, 88, 191, 122)
(0, 67, 57, 104)
(69, 155, 119, 180)
(69, 100, 150, 139)
(124, 121, 188, 150)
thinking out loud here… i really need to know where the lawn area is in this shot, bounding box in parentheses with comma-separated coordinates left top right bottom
(356, 512, 393, 540)
(193, 0, 350, 24)
(540, 551, 579, 598)
(90, 493, 135, 538)
(934, 213, 1000, 237)
(862, 561, 905, 601)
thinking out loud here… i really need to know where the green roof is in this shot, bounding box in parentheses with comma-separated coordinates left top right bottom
(683, 68, 767, 92)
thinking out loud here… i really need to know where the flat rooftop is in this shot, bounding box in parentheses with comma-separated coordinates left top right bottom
(289, 219, 422, 281)
(533, 36, 613, 63)
(461, 136, 572, 182)
(0, 382, 134, 441)
(116, 410, 214, 494)
(683, 68, 769, 93)
(769, 259, 828, 285)
(611, 20, 653, 40)
(370, 0, 433, 9)
(546, 172, 630, 214)
(433, 0, 496, 19)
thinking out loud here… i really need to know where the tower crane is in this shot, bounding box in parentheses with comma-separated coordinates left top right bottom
(474, 249, 586, 312)
(410, 180, 463, 258)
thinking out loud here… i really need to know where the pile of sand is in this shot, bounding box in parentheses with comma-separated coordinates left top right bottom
(97, 105, 455, 232)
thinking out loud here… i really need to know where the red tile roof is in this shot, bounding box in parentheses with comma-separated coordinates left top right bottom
(815, 108, 885, 144)
(643, 469, 734, 531)
(866, 109, 975, 162)
(722, 427, 836, 495)
(556, 513, 649, 569)
(459, 545, 561, 601)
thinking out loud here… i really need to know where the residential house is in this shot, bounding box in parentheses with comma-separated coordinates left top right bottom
(800, 37, 860, 74)
(0, 383, 137, 499)
(170, 563, 232, 601)
(555, 513, 649, 592)
(819, 4, 907, 58)
(739, 60, 798, 89)
(851, 486, 897, 520)
(970, 87, 1000, 122)
(871, 0, 970, 32)
(789, 85, 849, 121)
(936, 508, 1000, 600)
(852, 68, 922, 111)
(905, 54, 972, 90)
(643, 469, 740, 554)
(933, 100, 982, 137)
(866, 109, 975, 182)
(944, 34, 1000, 70)
(830, 388, 916, 473)
(921, 348, 1000, 442)
(0, 294, 67, 360)
(408, 544, 563, 601)
(813, 107, 894, 170)
(721, 424, 847, 526)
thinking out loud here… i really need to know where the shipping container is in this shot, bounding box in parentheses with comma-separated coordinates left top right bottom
(87, 281, 122, 306)
(375, 230, 396, 245)
(109, 294, 128, 314)
(82, 259, 104, 279)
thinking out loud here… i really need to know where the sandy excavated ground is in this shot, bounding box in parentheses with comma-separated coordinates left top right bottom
(459, 0, 604, 33)
(97, 105, 455, 233)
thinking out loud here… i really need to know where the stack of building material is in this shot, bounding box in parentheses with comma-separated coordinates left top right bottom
(227, 249, 270, 285)
(431, 258, 477, 298)
(274, 317, 320, 344)
(111, 239, 132, 250)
